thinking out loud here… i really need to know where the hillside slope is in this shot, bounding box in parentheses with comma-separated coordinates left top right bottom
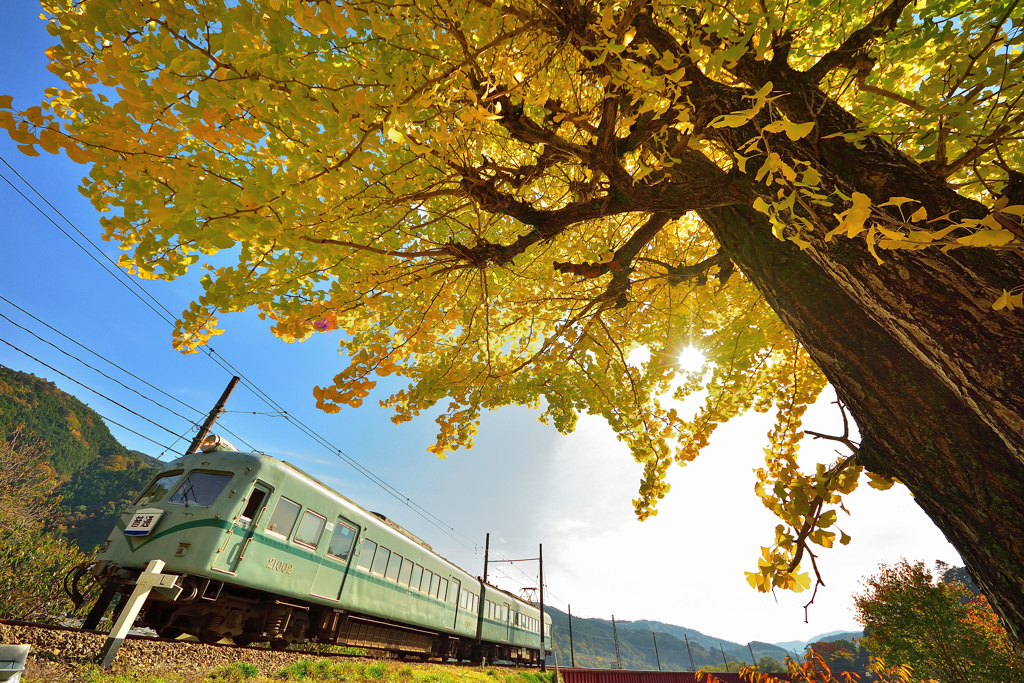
(0, 364, 160, 549)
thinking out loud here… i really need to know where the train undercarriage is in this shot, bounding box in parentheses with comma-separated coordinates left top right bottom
(73, 566, 543, 665)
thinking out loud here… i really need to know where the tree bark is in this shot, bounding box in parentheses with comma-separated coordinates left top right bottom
(728, 56, 1024, 463)
(699, 201, 1024, 655)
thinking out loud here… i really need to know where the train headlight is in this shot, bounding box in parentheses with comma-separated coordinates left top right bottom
(199, 434, 238, 453)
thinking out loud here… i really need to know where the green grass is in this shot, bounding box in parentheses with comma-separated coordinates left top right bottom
(57, 659, 558, 683)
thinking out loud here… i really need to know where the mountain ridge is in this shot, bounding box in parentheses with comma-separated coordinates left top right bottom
(545, 607, 854, 670)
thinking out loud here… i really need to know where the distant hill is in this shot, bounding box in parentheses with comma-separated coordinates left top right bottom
(547, 607, 792, 670)
(0, 365, 161, 550)
(774, 630, 864, 654)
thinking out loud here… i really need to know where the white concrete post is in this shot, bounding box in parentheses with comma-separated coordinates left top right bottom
(98, 559, 180, 668)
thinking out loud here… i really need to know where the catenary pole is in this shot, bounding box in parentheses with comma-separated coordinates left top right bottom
(652, 631, 661, 671)
(612, 615, 622, 669)
(568, 604, 576, 668)
(684, 635, 696, 671)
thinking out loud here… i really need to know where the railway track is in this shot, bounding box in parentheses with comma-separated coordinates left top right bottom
(0, 618, 545, 680)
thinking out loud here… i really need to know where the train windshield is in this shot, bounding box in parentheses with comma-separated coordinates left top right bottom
(168, 471, 233, 507)
(134, 471, 183, 506)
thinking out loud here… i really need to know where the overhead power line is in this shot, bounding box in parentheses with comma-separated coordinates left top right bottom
(0, 153, 566, 607)
(0, 295, 259, 454)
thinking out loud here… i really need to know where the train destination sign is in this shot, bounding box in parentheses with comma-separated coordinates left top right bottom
(124, 508, 164, 536)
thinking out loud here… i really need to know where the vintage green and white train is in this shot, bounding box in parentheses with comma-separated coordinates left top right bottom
(81, 438, 551, 663)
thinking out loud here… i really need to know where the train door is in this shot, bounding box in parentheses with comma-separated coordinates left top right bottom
(449, 578, 461, 629)
(310, 516, 360, 601)
(212, 481, 271, 574)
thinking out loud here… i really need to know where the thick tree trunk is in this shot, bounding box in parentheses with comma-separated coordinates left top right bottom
(699, 201, 1024, 654)
(730, 56, 1024, 463)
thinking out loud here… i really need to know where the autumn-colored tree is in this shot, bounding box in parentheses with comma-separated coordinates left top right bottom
(3, 0, 1024, 650)
(699, 650, 910, 683)
(854, 560, 1024, 683)
(0, 427, 89, 622)
(808, 640, 870, 682)
(757, 656, 787, 675)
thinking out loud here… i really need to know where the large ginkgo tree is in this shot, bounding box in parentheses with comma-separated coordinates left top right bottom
(4, 0, 1024, 650)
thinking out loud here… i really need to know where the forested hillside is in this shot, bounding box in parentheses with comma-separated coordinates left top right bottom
(546, 607, 791, 670)
(0, 365, 160, 550)
(0, 364, 125, 475)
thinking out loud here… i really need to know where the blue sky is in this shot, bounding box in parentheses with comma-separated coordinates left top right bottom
(0, 0, 963, 649)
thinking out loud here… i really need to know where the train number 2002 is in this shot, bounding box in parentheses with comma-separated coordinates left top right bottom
(266, 558, 294, 574)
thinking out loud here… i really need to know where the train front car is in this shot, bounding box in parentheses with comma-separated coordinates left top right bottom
(85, 444, 280, 643)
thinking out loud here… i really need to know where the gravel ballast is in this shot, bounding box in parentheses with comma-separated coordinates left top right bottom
(0, 621, 366, 681)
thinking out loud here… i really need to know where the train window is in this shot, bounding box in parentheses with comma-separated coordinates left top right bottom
(422, 570, 434, 593)
(386, 553, 403, 581)
(327, 521, 358, 562)
(486, 601, 492, 619)
(410, 564, 423, 590)
(439, 578, 449, 602)
(266, 497, 301, 538)
(356, 539, 377, 570)
(372, 546, 391, 576)
(168, 471, 233, 507)
(429, 573, 440, 597)
(294, 510, 327, 549)
(239, 485, 268, 522)
(460, 591, 468, 609)
(399, 559, 413, 586)
(134, 471, 182, 506)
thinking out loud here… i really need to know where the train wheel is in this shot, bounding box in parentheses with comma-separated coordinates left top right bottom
(233, 637, 255, 647)
(199, 630, 224, 644)
(270, 639, 289, 651)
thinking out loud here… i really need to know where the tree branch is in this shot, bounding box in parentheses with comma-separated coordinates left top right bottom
(805, 0, 914, 83)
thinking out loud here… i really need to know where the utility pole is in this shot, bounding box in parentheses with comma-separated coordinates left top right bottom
(748, 643, 757, 667)
(185, 376, 239, 454)
(539, 543, 546, 673)
(568, 604, 576, 668)
(720, 645, 730, 673)
(684, 634, 695, 671)
(483, 533, 490, 583)
(652, 631, 661, 671)
(612, 615, 622, 670)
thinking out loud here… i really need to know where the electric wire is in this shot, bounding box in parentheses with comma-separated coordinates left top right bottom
(0, 336, 190, 443)
(0, 295, 259, 452)
(0, 158, 180, 328)
(1, 153, 567, 606)
(7, 365, 185, 454)
(0, 309, 202, 427)
(0, 293, 203, 416)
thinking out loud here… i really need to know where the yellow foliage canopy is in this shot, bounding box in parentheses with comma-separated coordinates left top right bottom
(4, 0, 1022, 600)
